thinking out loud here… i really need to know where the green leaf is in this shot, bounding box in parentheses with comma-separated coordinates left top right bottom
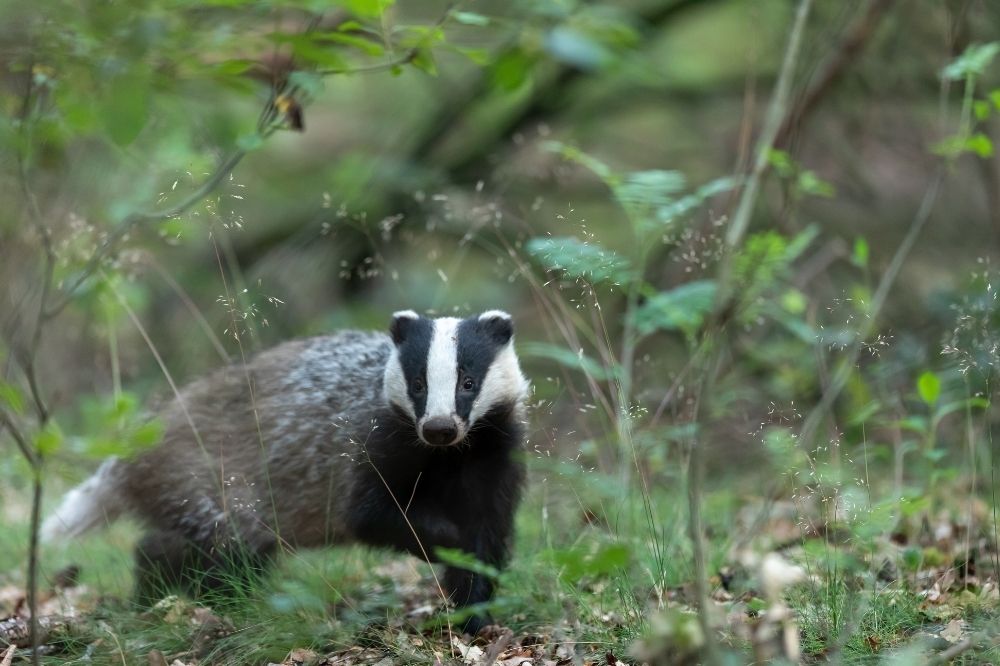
(901, 547, 921, 571)
(897, 415, 928, 434)
(213, 59, 256, 75)
(552, 542, 630, 583)
(452, 11, 490, 26)
(526, 236, 634, 285)
(518, 341, 620, 381)
(335, 20, 365, 32)
(632, 280, 717, 338)
(917, 371, 941, 405)
(853, 237, 869, 268)
(113, 392, 138, 420)
(544, 26, 612, 70)
(453, 47, 490, 66)
(0, 381, 25, 415)
(656, 176, 738, 227)
(316, 32, 385, 57)
(492, 49, 534, 91)
(288, 71, 324, 97)
(410, 48, 438, 76)
(54, 86, 97, 132)
(274, 33, 348, 69)
(767, 149, 795, 177)
(941, 41, 1000, 80)
(434, 548, 500, 578)
(131, 419, 165, 449)
(341, 0, 395, 19)
(991, 89, 1000, 111)
(933, 397, 989, 423)
(965, 132, 994, 157)
(973, 100, 992, 121)
(614, 170, 686, 210)
(101, 70, 150, 146)
(780, 288, 806, 314)
(541, 141, 614, 183)
(796, 169, 835, 197)
(35, 422, 63, 456)
(76, 392, 163, 459)
(931, 134, 966, 158)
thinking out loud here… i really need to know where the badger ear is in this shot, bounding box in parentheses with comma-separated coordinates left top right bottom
(390, 310, 420, 345)
(478, 310, 513, 345)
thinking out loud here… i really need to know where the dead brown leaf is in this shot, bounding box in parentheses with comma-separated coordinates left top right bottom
(147, 649, 169, 666)
(940, 619, 965, 644)
(1, 645, 15, 666)
(0, 614, 71, 648)
(284, 647, 320, 665)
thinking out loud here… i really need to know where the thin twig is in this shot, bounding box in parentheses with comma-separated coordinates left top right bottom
(43, 150, 247, 320)
(797, 168, 942, 446)
(685, 3, 814, 663)
(0, 411, 36, 467)
(773, 0, 895, 148)
(316, 49, 417, 75)
(927, 633, 1000, 665)
(721, 0, 814, 259)
(13, 60, 53, 666)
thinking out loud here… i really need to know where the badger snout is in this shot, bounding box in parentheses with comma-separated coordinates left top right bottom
(421, 416, 462, 446)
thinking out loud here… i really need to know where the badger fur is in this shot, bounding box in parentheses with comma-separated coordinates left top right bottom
(42, 310, 529, 633)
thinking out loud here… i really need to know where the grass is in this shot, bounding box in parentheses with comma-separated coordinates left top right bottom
(2, 450, 997, 664)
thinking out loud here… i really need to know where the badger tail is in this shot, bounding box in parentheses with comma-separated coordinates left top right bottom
(41, 458, 126, 543)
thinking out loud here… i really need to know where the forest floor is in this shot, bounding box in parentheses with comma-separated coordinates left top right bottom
(0, 471, 998, 665)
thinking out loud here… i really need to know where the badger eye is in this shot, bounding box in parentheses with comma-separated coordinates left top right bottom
(462, 377, 476, 391)
(413, 377, 425, 393)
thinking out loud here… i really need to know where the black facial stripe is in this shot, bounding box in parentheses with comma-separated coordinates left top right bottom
(396, 317, 434, 419)
(455, 317, 509, 421)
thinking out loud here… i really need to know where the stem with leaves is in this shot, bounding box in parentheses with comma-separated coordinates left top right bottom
(686, 0, 814, 660)
(1, 17, 444, 662)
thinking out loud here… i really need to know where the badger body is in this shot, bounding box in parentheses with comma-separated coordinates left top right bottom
(43, 311, 529, 633)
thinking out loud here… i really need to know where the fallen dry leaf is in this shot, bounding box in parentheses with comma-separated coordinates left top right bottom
(451, 636, 486, 665)
(0, 614, 72, 648)
(940, 619, 965, 644)
(284, 647, 319, 665)
(1, 645, 15, 666)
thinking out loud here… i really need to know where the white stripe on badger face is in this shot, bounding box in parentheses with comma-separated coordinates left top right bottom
(469, 341, 530, 424)
(393, 309, 419, 321)
(382, 347, 415, 419)
(424, 317, 461, 425)
(478, 309, 511, 322)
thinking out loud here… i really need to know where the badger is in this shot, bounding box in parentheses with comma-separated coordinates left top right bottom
(42, 310, 529, 634)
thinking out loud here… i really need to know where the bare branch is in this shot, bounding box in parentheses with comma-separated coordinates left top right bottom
(316, 49, 417, 76)
(0, 410, 37, 468)
(42, 149, 248, 320)
(774, 0, 895, 149)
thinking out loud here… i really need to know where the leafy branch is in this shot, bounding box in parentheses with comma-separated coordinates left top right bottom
(1, 7, 455, 662)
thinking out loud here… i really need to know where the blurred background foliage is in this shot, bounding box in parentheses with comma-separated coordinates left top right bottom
(0, 0, 997, 469)
(2, 0, 1000, 662)
(0, 0, 994, 427)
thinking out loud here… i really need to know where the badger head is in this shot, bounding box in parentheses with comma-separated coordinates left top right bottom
(383, 310, 529, 447)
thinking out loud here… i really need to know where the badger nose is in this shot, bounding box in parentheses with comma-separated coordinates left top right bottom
(422, 417, 458, 446)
